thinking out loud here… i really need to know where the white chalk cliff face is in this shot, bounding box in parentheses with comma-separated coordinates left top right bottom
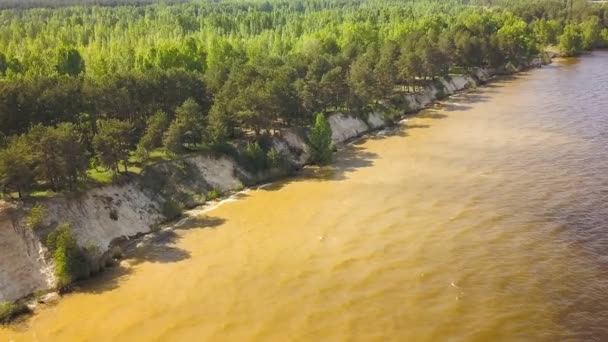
(0, 202, 53, 302)
(366, 112, 387, 129)
(42, 183, 164, 251)
(0, 68, 493, 303)
(187, 156, 243, 193)
(328, 112, 369, 143)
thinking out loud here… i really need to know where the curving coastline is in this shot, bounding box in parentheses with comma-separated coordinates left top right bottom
(0, 58, 551, 319)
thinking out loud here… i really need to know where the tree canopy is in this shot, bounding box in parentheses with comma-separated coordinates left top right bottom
(0, 0, 606, 197)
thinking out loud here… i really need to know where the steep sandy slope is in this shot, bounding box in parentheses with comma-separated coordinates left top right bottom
(0, 203, 53, 302)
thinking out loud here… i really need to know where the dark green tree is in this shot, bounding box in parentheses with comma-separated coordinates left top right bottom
(319, 66, 348, 111)
(93, 119, 133, 174)
(0, 136, 34, 198)
(560, 24, 584, 56)
(55, 123, 89, 189)
(55, 47, 85, 76)
(0, 52, 7, 76)
(580, 16, 601, 50)
(47, 223, 91, 288)
(136, 110, 170, 160)
(308, 113, 334, 165)
(375, 40, 399, 97)
(348, 46, 379, 109)
(163, 98, 204, 153)
(27, 124, 64, 191)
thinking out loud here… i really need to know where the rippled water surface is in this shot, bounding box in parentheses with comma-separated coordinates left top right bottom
(3, 53, 608, 341)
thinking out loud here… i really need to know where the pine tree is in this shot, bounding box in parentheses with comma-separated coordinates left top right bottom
(308, 113, 334, 165)
(0, 136, 35, 198)
(93, 119, 133, 174)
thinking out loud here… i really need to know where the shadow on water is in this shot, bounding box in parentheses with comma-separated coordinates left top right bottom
(472, 74, 519, 94)
(259, 142, 381, 193)
(173, 214, 228, 231)
(420, 85, 499, 116)
(439, 103, 472, 111)
(448, 89, 494, 103)
(127, 215, 227, 264)
(402, 123, 431, 129)
(72, 215, 227, 296)
(128, 231, 191, 265)
(417, 111, 448, 119)
(259, 80, 506, 193)
(76, 264, 134, 295)
(331, 144, 379, 179)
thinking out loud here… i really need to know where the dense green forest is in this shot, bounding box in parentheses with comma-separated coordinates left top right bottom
(0, 0, 607, 198)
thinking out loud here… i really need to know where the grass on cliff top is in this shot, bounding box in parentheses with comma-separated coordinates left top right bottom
(87, 148, 172, 185)
(0, 148, 184, 200)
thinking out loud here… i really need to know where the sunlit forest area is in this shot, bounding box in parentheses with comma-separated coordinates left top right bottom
(0, 0, 606, 197)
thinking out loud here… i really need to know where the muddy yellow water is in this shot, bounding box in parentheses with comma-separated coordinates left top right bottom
(4, 53, 608, 341)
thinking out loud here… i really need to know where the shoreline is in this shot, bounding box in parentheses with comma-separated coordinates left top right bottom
(0, 56, 555, 324)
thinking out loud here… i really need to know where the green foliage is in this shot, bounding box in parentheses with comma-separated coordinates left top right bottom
(27, 123, 88, 191)
(93, 119, 133, 174)
(55, 47, 85, 76)
(601, 28, 608, 47)
(0, 135, 34, 198)
(47, 223, 91, 288)
(532, 19, 562, 47)
(163, 98, 204, 154)
(163, 122, 186, 155)
(161, 199, 183, 220)
(206, 189, 219, 201)
(242, 141, 267, 172)
(496, 18, 538, 64)
(0, 301, 29, 324)
(397, 49, 423, 92)
(266, 148, 282, 168)
(348, 45, 379, 109)
(375, 40, 399, 96)
(580, 16, 602, 50)
(309, 113, 334, 165)
(136, 111, 170, 160)
(207, 106, 231, 144)
(560, 24, 584, 57)
(26, 203, 46, 230)
(433, 80, 447, 100)
(0, 0, 604, 195)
